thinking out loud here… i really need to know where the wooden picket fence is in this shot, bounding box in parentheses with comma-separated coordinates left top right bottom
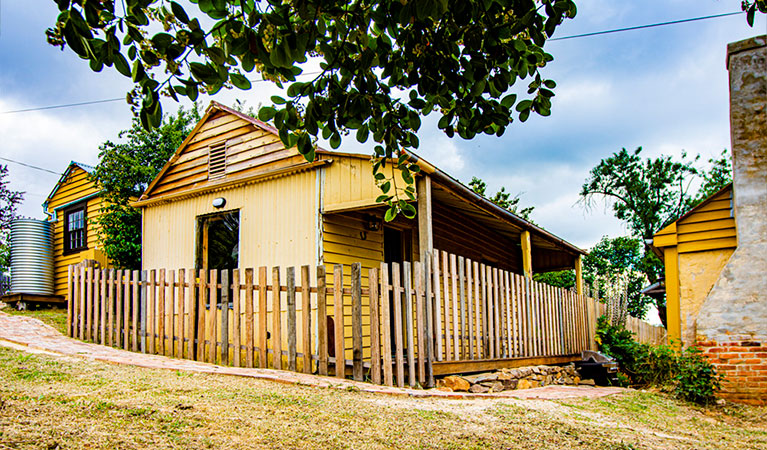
(66, 250, 657, 388)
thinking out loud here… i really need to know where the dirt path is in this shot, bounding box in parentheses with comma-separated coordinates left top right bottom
(0, 311, 624, 400)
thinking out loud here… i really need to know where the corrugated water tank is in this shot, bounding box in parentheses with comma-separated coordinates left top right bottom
(9, 218, 54, 295)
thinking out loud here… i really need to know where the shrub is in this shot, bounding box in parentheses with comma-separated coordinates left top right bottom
(595, 316, 722, 405)
(674, 346, 722, 405)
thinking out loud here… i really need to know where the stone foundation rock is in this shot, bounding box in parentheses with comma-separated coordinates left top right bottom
(436, 364, 591, 393)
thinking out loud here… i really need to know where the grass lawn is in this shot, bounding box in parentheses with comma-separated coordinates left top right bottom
(0, 310, 766, 449)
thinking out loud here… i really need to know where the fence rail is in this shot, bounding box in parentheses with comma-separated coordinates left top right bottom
(67, 250, 662, 388)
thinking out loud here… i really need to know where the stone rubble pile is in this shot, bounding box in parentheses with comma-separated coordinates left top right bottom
(436, 364, 595, 393)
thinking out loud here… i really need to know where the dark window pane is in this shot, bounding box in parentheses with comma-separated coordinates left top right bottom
(65, 206, 86, 251)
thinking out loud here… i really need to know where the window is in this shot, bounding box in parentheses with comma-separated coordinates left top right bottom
(208, 141, 228, 180)
(196, 210, 240, 270)
(64, 203, 87, 254)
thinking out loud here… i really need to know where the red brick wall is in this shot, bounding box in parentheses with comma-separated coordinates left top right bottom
(696, 337, 767, 405)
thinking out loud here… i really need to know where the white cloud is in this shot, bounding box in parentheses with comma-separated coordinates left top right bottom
(0, 97, 124, 219)
(416, 136, 466, 174)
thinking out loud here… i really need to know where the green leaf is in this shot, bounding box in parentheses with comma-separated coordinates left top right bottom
(501, 94, 517, 109)
(322, 125, 332, 140)
(329, 133, 341, 149)
(381, 181, 391, 193)
(187, 85, 199, 101)
(170, 1, 190, 24)
(113, 53, 131, 77)
(271, 96, 286, 105)
(205, 47, 227, 65)
(401, 168, 413, 185)
(384, 206, 397, 222)
(198, 0, 214, 14)
(258, 106, 277, 121)
(401, 202, 417, 219)
(515, 99, 533, 112)
(375, 195, 391, 203)
(189, 62, 219, 84)
(270, 40, 293, 68)
(356, 124, 369, 143)
(151, 33, 174, 51)
(130, 59, 145, 82)
(230, 73, 251, 90)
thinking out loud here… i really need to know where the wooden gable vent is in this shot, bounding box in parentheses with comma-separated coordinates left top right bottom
(208, 141, 228, 180)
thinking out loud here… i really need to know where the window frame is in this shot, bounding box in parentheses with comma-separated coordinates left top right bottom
(62, 201, 88, 255)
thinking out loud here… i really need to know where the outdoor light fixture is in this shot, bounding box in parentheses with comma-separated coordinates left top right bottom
(212, 197, 226, 208)
(364, 214, 381, 231)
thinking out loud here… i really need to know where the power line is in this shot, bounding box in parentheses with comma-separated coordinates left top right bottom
(0, 71, 324, 116)
(1, 98, 124, 115)
(0, 156, 62, 175)
(549, 11, 744, 41)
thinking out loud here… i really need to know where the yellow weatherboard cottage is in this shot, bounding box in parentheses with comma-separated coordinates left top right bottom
(44, 162, 111, 299)
(652, 184, 737, 346)
(133, 101, 587, 361)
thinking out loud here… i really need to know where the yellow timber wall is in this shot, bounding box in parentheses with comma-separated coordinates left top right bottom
(320, 155, 420, 361)
(654, 185, 737, 346)
(46, 166, 109, 298)
(141, 169, 319, 364)
(142, 169, 318, 270)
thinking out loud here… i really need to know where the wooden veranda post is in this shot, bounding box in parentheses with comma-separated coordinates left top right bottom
(521, 230, 533, 279)
(417, 175, 433, 264)
(575, 255, 584, 297)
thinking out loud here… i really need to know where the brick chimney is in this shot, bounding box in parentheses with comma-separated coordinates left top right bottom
(695, 35, 767, 405)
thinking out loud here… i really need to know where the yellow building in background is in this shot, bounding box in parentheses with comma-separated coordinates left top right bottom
(652, 184, 737, 346)
(43, 162, 111, 299)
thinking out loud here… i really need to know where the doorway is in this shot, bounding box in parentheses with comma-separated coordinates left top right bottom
(195, 210, 240, 271)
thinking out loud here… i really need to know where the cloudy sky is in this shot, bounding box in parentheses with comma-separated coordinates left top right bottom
(1, 0, 765, 250)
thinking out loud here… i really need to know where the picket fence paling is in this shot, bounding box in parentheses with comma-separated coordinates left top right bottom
(67, 250, 660, 388)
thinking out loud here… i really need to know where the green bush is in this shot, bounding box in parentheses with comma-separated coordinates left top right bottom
(674, 346, 722, 405)
(595, 316, 722, 405)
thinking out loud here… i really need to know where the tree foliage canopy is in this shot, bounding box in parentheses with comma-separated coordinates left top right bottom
(580, 147, 700, 242)
(0, 165, 24, 269)
(584, 236, 654, 320)
(533, 236, 654, 320)
(91, 106, 200, 268)
(47, 0, 577, 218)
(468, 176, 534, 221)
(581, 147, 733, 243)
